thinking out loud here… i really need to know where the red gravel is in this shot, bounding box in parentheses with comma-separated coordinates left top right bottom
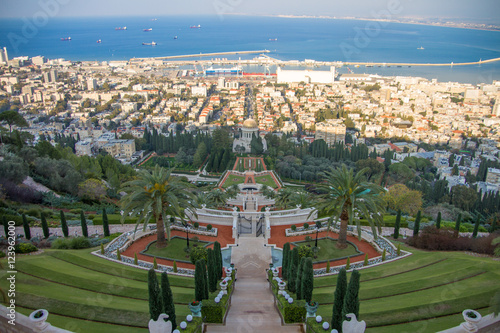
(268, 225, 380, 269)
(121, 222, 235, 269)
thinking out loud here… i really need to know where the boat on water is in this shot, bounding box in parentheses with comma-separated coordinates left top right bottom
(60, 37, 71, 41)
(143, 28, 153, 32)
(115, 27, 127, 30)
(269, 38, 278, 41)
(142, 41, 157, 46)
(174, 36, 178, 39)
(96, 39, 102, 43)
(205, 66, 242, 75)
(417, 46, 425, 50)
(190, 25, 201, 29)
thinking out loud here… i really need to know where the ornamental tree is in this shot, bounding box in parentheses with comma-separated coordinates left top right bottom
(148, 269, 163, 320)
(331, 268, 347, 332)
(301, 257, 314, 303)
(161, 272, 177, 330)
(342, 270, 361, 321)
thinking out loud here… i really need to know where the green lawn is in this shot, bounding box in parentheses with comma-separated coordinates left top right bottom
(0, 248, 198, 331)
(254, 175, 279, 188)
(221, 175, 245, 188)
(305, 245, 500, 332)
(143, 237, 210, 262)
(292, 238, 360, 262)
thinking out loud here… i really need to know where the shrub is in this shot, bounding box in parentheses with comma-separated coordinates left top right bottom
(191, 236, 199, 242)
(190, 246, 208, 264)
(206, 224, 213, 231)
(291, 224, 297, 231)
(305, 235, 312, 242)
(14, 242, 38, 254)
(326, 261, 330, 273)
(70, 237, 91, 249)
(363, 254, 369, 266)
(134, 253, 138, 265)
(117, 249, 121, 261)
(100, 243, 104, 254)
(51, 238, 70, 249)
(201, 300, 224, 323)
(382, 249, 386, 261)
(153, 257, 157, 269)
(303, 222, 309, 229)
(173, 260, 178, 273)
(345, 257, 350, 270)
(297, 245, 313, 259)
(26, 207, 41, 218)
(194, 222, 200, 229)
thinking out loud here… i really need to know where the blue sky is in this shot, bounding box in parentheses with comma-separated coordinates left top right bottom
(0, 0, 499, 23)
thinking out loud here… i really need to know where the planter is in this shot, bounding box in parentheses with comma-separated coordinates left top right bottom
(278, 281, 286, 294)
(188, 302, 202, 317)
(305, 301, 319, 318)
(272, 267, 279, 278)
(220, 280, 228, 294)
(29, 309, 49, 331)
(461, 309, 482, 332)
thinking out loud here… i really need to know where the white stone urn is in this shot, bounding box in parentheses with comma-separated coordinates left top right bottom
(278, 280, 286, 294)
(461, 309, 482, 332)
(29, 309, 50, 331)
(272, 267, 279, 278)
(220, 280, 228, 294)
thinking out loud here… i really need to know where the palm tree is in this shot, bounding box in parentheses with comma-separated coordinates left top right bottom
(207, 189, 228, 209)
(314, 165, 386, 249)
(194, 192, 209, 208)
(120, 165, 196, 248)
(275, 188, 295, 210)
(226, 184, 240, 199)
(261, 185, 276, 199)
(290, 190, 312, 208)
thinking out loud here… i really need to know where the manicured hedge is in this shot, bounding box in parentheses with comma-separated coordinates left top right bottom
(201, 300, 225, 323)
(276, 295, 306, 323)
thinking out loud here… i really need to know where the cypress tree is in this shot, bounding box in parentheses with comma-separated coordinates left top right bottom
(326, 261, 331, 274)
(194, 260, 205, 302)
(363, 254, 368, 266)
(80, 210, 88, 238)
(22, 214, 31, 240)
(282, 242, 290, 280)
(116, 249, 121, 260)
(100, 243, 104, 254)
(134, 253, 138, 265)
(214, 241, 222, 280)
(382, 249, 386, 261)
(203, 259, 209, 300)
(342, 270, 361, 321)
(436, 211, 442, 229)
(161, 272, 177, 330)
(345, 257, 350, 270)
(41, 212, 49, 239)
(288, 247, 299, 293)
(60, 210, 68, 237)
(301, 257, 314, 303)
(102, 209, 110, 237)
(148, 269, 163, 320)
(173, 260, 178, 273)
(413, 211, 421, 237)
(331, 268, 347, 332)
(394, 210, 401, 239)
(454, 213, 462, 237)
(207, 249, 217, 292)
(2, 216, 8, 238)
(296, 257, 306, 300)
(472, 215, 481, 238)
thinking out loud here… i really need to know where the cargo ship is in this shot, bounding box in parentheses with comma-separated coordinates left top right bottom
(143, 28, 153, 32)
(96, 39, 102, 43)
(60, 37, 71, 41)
(205, 66, 242, 75)
(115, 27, 127, 30)
(142, 41, 157, 46)
(190, 25, 201, 29)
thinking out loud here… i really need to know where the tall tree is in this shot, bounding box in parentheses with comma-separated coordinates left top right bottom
(148, 269, 163, 320)
(436, 211, 442, 229)
(102, 209, 110, 237)
(41, 212, 49, 239)
(314, 165, 386, 248)
(207, 249, 217, 292)
(413, 211, 421, 237)
(296, 257, 306, 300)
(194, 260, 205, 302)
(301, 257, 314, 303)
(0, 110, 28, 132)
(60, 210, 68, 237)
(342, 270, 361, 321)
(472, 215, 481, 238)
(213, 241, 223, 280)
(161, 272, 177, 330)
(80, 210, 88, 238)
(22, 214, 31, 240)
(332, 268, 347, 332)
(120, 165, 196, 248)
(454, 213, 462, 237)
(393, 210, 401, 239)
(282, 242, 290, 280)
(288, 247, 299, 293)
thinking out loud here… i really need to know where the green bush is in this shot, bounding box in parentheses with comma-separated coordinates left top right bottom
(0, 214, 25, 226)
(194, 222, 200, 229)
(277, 295, 306, 323)
(190, 246, 208, 264)
(14, 242, 38, 254)
(303, 222, 309, 229)
(207, 224, 213, 231)
(51, 237, 92, 249)
(26, 207, 41, 218)
(297, 245, 313, 259)
(291, 224, 297, 231)
(201, 300, 224, 323)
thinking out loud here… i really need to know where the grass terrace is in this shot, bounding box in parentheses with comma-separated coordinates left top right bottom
(142, 236, 211, 262)
(254, 174, 279, 189)
(221, 174, 245, 188)
(309, 245, 500, 332)
(292, 238, 360, 262)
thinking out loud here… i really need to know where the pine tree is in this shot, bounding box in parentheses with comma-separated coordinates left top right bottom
(413, 211, 421, 237)
(80, 210, 88, 238)
(194, 260, 205, 302)
(331, 268, 347, 332)
(288, 247, 299, 293)
(394, 210, 401, 239)
(22, 214, 31, 240)
(436, 211, 442, 229)
(472, 215, 481, 238)
(454, 213, 462, 237)
(60, 210, 68, 237)
(342, 270, 361, 321)
(282, 243, 290, 280)
(161, 272, 177, 330)
(148, 269, 163, 320)
(102, 209, 110, 237)
(296, 257, 306, 300)
(41, 212, 49, 239)
(207, 249, 217, 292)
(301, 258, 314, 303)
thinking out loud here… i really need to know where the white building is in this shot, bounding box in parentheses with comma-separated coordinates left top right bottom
(75, 139, 93, 156)
(191, 85, 207, 97)
(0, 47, 8, 65)
(87, 78, 98, 91)
(277, 66, 335, 85)
(315, 119, 346, 146)
(233, 119, 267, 153)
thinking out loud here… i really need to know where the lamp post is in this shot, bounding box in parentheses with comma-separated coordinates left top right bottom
(182, 220, 191, 248)
(314, 221, 322, 248)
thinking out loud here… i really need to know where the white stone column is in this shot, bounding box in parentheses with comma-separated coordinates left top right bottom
(232, 207, 238, 239)
(265, 207, 271, 239)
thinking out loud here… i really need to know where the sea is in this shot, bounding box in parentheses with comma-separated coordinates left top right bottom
(1, 15, 500, 84)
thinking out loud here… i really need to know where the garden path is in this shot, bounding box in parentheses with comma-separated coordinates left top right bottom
(207, 237, 302, 332)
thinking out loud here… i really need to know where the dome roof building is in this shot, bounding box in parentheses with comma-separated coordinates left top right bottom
(232, 118, 267, 154)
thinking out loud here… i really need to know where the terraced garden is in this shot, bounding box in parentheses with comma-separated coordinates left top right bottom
(310, 245, 500, 332)
(0, 249, 201, 332)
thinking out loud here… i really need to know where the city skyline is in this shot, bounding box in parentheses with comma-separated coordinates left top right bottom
(0, 0, 499, 24)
